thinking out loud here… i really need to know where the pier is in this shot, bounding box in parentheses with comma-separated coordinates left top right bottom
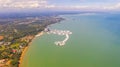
(44, 28, 72, 46)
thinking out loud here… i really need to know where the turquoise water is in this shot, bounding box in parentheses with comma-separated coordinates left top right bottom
(21, 13, 120, 67)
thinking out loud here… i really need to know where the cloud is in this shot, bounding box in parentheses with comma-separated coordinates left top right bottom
(0, 0, 11, 3)
(103, 3, 120, 10)
(0, 0, 120, 11)
(0, 0, 55, 8)
(56, 3, 120, 11)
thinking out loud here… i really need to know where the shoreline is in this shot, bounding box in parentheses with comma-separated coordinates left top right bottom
(19, 31, 44, 67)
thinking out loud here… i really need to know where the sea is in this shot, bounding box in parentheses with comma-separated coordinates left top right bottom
(21, 13, 120, 67)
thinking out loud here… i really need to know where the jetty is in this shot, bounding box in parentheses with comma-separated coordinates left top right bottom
(44, 28, 72, 46)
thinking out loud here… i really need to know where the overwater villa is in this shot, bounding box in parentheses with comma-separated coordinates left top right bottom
(45, 28, 72, 46)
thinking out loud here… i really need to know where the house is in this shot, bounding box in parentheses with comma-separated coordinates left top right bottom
(0, 59, 5, 64)
(0, 41, 4, 46)
(4, 42, 11, 46)
(0, 36, 4, 41)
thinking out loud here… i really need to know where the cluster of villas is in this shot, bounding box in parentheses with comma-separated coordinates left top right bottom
(44, 28, 72, 46)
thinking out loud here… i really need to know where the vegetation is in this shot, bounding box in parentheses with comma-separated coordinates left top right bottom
(0, 16, 64, 67)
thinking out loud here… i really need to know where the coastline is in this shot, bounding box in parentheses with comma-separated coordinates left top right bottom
(18, 17, 64, 67)
(19, 31, 44, 67)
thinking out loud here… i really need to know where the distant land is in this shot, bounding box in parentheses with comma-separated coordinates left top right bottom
(0, 11, 109, 19)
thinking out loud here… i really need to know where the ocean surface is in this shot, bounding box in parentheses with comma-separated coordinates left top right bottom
(21, 13, 120, 67)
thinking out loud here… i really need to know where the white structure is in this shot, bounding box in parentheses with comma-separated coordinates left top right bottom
(45, 29, 72, 46)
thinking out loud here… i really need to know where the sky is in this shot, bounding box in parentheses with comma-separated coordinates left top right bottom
(0, 0, 120, 12)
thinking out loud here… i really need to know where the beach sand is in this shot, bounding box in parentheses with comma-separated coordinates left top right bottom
(19, 31, 44, 67)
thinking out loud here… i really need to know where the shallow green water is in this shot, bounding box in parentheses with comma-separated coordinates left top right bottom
(21, 14, 120, 67)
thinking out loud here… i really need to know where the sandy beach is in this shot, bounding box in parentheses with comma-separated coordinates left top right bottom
(19, 31, 44, 67)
